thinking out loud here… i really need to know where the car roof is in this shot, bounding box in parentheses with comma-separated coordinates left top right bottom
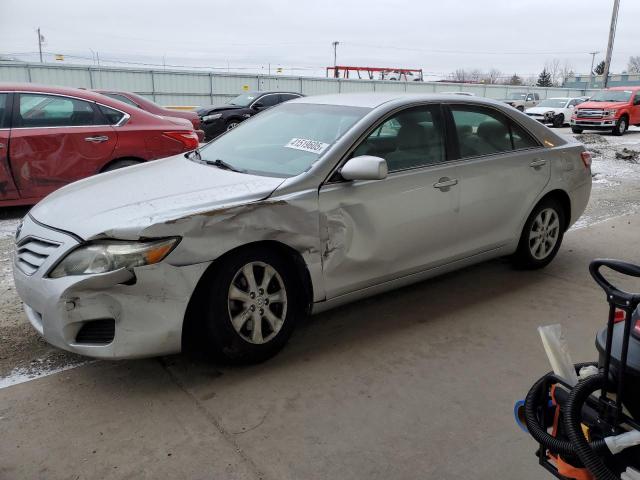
(291, 92, 509, 109)
(0, 82, 125, 104)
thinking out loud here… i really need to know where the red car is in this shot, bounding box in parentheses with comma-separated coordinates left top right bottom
(0, 83, 199, 207)
(93, 89, 205, 141)
(571, 86, 640, 136)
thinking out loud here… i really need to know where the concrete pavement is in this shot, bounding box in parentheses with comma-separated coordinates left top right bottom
(2, 212, 640, 480)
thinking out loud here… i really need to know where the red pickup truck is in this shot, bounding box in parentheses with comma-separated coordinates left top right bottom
(571, 86, 640, 136)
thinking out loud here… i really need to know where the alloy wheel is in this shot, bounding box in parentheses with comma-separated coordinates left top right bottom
(227, 261, 288, 344)
(226, 122, 239, 131)
(528, 208, 560, 260)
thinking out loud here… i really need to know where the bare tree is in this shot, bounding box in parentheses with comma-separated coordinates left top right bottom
(468, 69, 483, 83)
(450, 69, 467, 82)
(628, 56, 640, 74)
(544, 59, 563, 86)
(485, 68, 502, 84)
(559, 61, 574, 86)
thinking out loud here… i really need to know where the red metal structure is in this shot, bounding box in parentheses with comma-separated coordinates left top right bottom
(326, 66, 424, 81)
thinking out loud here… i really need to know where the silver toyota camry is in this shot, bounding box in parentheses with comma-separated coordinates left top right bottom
(12, 93, 592, 363)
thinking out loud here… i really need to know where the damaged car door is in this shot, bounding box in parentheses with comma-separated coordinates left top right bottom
(319, 104, 462, 298)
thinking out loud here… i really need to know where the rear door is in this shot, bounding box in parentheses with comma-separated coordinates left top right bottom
(0, 92, 20, 201)
(10, 92, 117, 200)
(447, 104, 550, 255)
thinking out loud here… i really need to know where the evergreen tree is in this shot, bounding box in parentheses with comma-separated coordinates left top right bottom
(594, 60, 606, 75)
(509, 74, 522, 85)
(536, 69, 552, 87)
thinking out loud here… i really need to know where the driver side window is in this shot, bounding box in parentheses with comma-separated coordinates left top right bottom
(352, 106, 445, 172)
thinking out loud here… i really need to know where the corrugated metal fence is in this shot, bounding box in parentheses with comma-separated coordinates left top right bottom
(0, 62, 599, 107)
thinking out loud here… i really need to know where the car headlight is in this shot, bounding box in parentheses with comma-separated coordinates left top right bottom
(201, 113, 223, 122)
(605, 109, 617, 117)
(49, 238, 179, 278)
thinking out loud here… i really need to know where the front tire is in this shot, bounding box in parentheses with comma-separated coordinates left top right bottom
(552, 114, 564, 128)
(200, 247, 302, 364)
(514, 198, 565, 269)
(225, 119, 240, 131)
(516, 105, 525, 112)
(571, 127, 583, 134)
(612, 116, 628, 136)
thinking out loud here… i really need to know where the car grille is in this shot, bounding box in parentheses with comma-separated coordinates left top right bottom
(576, 109, 604, 119)
(75, 319, 116, 345)
(15, 237, 61, 276)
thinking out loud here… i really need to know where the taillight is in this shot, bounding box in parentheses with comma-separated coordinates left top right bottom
(615, 309, 626, 323)
(635, 318, 640, 336)
(581, 151, 592, 168)
(163, 131, 199, 150)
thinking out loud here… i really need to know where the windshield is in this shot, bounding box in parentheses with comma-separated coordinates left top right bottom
(195, 103, 370, 177)
(229, 93, 258, 107)
(589, 90, 632, 102)
(536, 99, 569, 108)
(508, 93, 527, 100)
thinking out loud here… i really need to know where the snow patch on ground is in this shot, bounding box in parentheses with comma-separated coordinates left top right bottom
(0, 358, 94, 389)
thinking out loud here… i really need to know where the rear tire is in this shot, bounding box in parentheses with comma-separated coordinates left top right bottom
(102, 159, 142, 172)
(514, 198, 565, 270)
(571, 127, 583, 134)
(198, 246, 302, 364)
(612, 116, 628, 136)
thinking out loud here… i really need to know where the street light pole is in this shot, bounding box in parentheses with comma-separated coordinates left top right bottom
(588, 51, 599, 89)
(602, 0, 621, 88)
(332, 41, 339, 78)
(37, 27, 43, 63)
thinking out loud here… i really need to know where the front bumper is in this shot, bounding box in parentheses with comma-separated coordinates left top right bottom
(571, 118, 617, 129)
(12, 215, 209, 359)
(201, 119, 227, 141)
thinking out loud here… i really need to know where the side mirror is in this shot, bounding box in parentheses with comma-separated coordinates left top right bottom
(340, 155, 388, 181)
(252, 102, 265, 110)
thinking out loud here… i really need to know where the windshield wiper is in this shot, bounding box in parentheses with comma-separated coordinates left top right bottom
(205, 158, 246, 173)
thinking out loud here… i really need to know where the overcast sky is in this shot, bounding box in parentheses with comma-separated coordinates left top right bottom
(1, 0, 639, 80)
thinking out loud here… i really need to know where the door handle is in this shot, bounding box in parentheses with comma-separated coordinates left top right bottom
(433, 177, 458, 190)
(0, 143, 4, 149)
(529, 159, 547, 168)
(84, 135, 109, 143)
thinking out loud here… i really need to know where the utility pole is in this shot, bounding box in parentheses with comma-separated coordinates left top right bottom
(588, 51, 599, 89)
(332, 41, 339, 78)
(37, 27, 43, 63)
(602, 0, 621, 88)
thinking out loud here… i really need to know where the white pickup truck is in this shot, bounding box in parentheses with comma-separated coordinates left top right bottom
(502, 92, 540, 111)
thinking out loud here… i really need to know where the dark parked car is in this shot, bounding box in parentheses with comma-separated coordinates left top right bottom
(0, 83, 199, 206)
(94, 89, 205, 141)
(197, 91, 303, 140)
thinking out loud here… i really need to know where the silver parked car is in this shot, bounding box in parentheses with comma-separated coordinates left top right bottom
(13, 93, 592, 363)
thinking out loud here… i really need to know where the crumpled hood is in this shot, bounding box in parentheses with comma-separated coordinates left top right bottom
(196, 104, 242, 116)
(526, 106, 561, 115)
(29, 155, 285, 240)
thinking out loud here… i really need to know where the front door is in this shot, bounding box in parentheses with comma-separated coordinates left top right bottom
(319, 104, 463, 299)
(10, 92, 117, 200)
(0, 92, 19, 202)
